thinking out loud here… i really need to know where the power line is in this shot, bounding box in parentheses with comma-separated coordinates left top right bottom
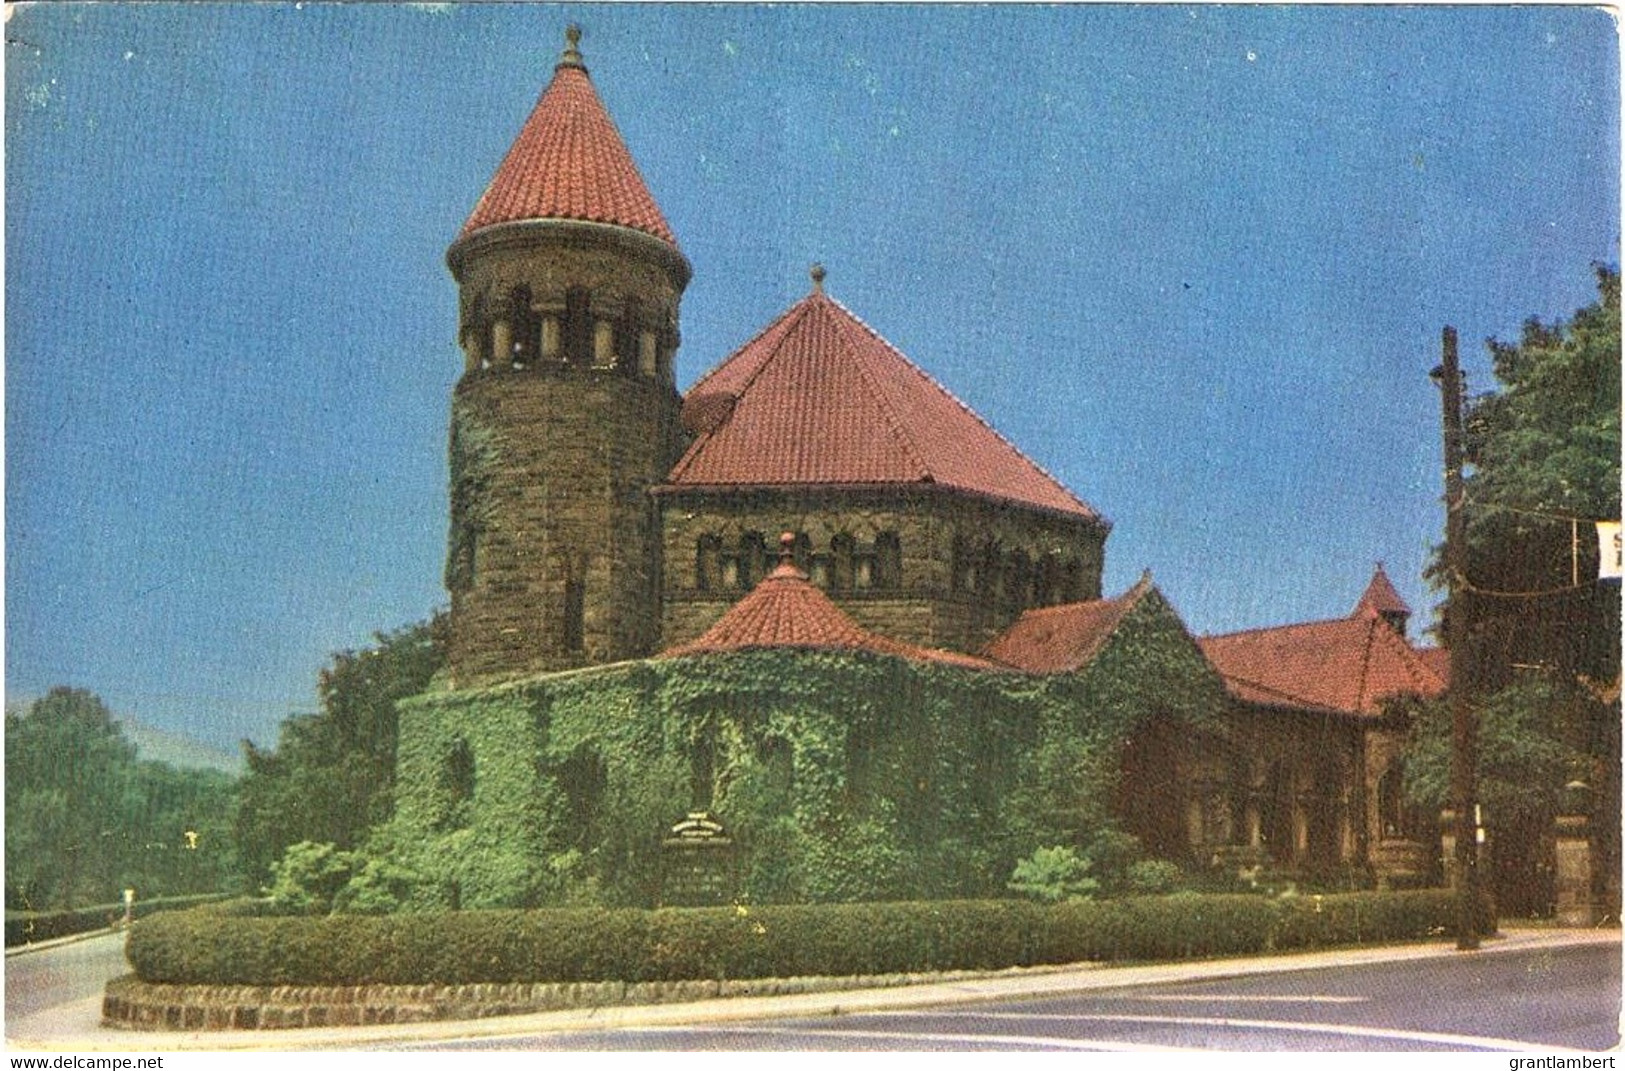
(1449, 567, 1592, 601)
(1461, 493, 1616, 527)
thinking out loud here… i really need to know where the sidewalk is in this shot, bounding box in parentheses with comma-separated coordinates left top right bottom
(7, 926, 1619, 1051)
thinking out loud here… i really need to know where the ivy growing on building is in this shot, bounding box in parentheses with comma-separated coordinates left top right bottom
(375, 586, 1225, 910)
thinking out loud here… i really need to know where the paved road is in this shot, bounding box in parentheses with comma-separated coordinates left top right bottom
(5, 927, 1617, 1052)
(405, 943, 1621, 1052)
(5, 932, 129, 1027)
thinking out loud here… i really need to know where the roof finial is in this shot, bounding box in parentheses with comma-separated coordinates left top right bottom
(558, 24, 585, 70)
(810, 263, 826, 295)
(778, 531, 797, 564)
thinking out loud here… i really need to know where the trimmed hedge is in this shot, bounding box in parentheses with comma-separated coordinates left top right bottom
(128, 890, 1473, 987)
(6, 893, 234, 948)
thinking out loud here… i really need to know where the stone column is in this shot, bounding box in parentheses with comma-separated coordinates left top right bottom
(593, 320, 616, 367)
(1554, 813, 1597, 926)
(491, 319, 513, 370)
(639, 331, 658, 378)
(541, 316, 561, 361)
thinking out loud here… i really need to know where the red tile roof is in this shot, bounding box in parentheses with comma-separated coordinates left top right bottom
(1417, 646, 1451, 686)
(664, 287, 1100, 521)
(984, 574, 1153, 673)
(458, 35, 677, 247)
(662, 537, 1002, 670)
(1198, 614, 1446, 718)
(1353, 563, 1412, 619)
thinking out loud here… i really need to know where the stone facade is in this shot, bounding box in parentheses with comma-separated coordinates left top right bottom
(657, 486, 1107, 655)
(444, 224, 689, 684)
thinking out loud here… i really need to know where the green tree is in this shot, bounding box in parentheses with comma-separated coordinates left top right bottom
(4, 688, 134, 909)
(4, 687, 240, 910)
(234, 616, 446, 884)
(121, 760, 241, 900)
(1401, 682, 1592, 828)
(1419, 267, 1621, 914)
(1457, 265, 1620, 687)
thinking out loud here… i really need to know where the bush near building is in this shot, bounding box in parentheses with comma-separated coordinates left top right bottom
(126, 889, 1470, 988)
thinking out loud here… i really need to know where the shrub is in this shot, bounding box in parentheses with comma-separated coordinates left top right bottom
(127, 889, 1466, 987)
(265, 842, 361, 915)
(4, 892, 232, 947)
(1009, 846, 1099, 902)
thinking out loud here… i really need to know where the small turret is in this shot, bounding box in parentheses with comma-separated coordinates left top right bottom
(1353, 563, 1412, 637)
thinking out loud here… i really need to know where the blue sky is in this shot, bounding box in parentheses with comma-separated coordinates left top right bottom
(7, 4, 1619, 753)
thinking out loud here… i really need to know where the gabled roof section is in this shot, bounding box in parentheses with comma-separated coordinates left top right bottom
(1417, 646, 1451, 687)
(984, 573, 1154, 673)
(664, 280, 1101, 522)
(1198, 614, 1446, 718)
(458, 27, 678, 247)
(1353, 563, 1411, 620)
(662, 536, 1002, 670)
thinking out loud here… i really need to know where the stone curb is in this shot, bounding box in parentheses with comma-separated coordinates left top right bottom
(99, 965, 1051, 1032)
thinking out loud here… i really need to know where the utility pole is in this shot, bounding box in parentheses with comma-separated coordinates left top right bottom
(1432, 325, 1481, 951)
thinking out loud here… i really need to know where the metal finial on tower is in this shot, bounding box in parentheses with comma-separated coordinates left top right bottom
(810, 263, 827, 294)
(559, 24, 586, 69)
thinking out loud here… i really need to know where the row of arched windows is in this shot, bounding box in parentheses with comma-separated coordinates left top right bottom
(949, 536, 1089, 610)
(461, 285, 672, 380)
(695, 531, 902, 593)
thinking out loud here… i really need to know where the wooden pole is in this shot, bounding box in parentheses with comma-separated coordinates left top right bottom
(1433, 325, 1481, 950)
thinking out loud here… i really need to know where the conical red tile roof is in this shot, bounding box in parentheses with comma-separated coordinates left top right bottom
(663, 538, 1000, 670)
(459, 31, 677, 247)
(1352, 563, 1412, 619)
(666, 287, 1100, 521)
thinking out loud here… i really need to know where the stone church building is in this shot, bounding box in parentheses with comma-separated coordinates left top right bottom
(398, 28, 1460, 906)
(441, 27, 1106, 686)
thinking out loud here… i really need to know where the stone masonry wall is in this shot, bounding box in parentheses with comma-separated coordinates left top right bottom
(103, 968, 1027, 1032)
(658, 487, 1107, 655)
(445, 227, 689, 686)
(447, 369, 685, 684)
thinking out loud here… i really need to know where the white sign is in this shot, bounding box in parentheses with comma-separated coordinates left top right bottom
(1598, 522, 1622, 580)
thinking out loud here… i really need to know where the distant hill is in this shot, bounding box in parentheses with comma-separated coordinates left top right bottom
(120, 719, 244, 776)
(6, 695, 243, 775)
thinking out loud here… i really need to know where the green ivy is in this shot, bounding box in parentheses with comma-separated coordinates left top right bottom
(386, 586, 1227, 908)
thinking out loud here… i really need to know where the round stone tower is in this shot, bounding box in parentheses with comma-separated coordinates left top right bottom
(443, 27, 690, 683)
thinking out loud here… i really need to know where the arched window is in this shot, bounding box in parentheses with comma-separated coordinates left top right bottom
(436, 736, 475, 831)
(1061, 559, 1083, 604)
(830, 534, 856, 592)
(616, 298, 642, 374)
(1378, 763, 1422, 840)
(950, 534, 969, 593)
(1035, 554, 1060, 607)
(875, 532, 901, 590)
(509, 285, 539, 368)
(563, 287, 592, 365)
(1008, 551, 1033, 610)
(696, 535, 722, 592)
(563, 565, 585, 653)
(737, 532, 767, 589)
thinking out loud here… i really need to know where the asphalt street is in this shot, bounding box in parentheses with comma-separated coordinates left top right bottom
(5, 926, 1618, 1052)
(397, 941, 1620, 1052)
(5, 931, 129, 1024)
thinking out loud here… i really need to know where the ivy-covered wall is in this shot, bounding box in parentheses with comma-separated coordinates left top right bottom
(390, 586, 1227, 909)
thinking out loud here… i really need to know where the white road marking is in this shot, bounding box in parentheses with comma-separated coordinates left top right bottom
(629, 1025, 1195, 1051)
(1088, 994, 1366, 1004)
(901, 1011, 1583, 1052)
